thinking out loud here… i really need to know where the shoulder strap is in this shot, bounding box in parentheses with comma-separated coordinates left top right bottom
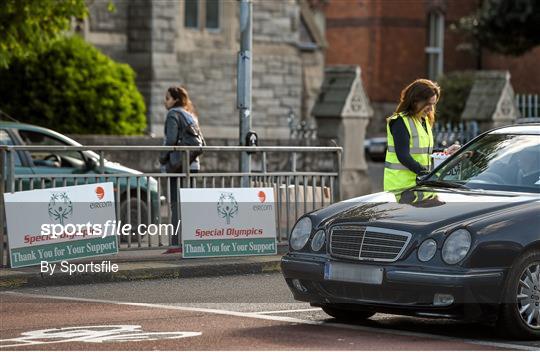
(172, 108, 196, 126)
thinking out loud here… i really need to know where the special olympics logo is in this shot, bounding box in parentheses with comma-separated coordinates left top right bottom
(95, 186, 105, 200)
(258, 191, 266, 203)
(217, 192, 238, 225)
(48, 192, 73, 225)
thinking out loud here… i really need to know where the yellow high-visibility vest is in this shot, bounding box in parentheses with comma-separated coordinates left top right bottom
(383, 112, 434, 191)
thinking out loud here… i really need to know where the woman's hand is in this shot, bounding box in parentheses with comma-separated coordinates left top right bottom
(445, 143, 461, 155)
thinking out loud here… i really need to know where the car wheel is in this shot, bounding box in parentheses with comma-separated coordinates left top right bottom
(321, 304, 375, 322)
(498, 249, 540, 340)
(119, 198, 149, 243)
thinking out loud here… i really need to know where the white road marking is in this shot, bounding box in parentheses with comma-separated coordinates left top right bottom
(255, 308, 322, 315)
(2, 291, 537, 351)
(0, 325, 201, 348)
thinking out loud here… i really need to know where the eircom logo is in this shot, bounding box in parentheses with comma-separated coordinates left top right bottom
(95, 186, 105, 200)
(258, 191, 266, 203)
(253, 190, 272, 212)
(90, 186, 113, 209)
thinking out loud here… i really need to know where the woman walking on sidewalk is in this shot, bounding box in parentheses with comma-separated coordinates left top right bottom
(159, 86, 204, 253)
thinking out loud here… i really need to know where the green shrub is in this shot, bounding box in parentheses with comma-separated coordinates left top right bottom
(436, 71, 475, 123)
(0, 35, 146, 135)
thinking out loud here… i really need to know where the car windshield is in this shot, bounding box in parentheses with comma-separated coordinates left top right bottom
(429, 133, 540, 193)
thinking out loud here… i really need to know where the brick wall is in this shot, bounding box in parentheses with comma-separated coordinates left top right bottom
(324, 0, 540, 136)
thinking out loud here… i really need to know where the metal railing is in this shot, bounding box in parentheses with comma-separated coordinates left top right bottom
(0, 145, 342, 266)
(433, 121, 480, 148)
(287, 108, 317, 141)
(516, 94, 539, 119)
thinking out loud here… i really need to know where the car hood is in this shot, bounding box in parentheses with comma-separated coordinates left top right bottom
(81, 150, 143, 175)
(103, 160, 143, 175)
(309, 186, 539, 233)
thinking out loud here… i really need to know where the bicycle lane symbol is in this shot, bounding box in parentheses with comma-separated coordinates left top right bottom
(0, 325, 202, 348)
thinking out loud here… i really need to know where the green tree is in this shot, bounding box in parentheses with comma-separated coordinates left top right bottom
(437, 71, 475, 123)
(458, 0, 540, 56)
(0, 0, 87, 68)
(0, 36, 147, 135)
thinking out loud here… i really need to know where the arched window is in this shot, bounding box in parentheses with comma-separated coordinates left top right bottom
(425, 11, 444, 80)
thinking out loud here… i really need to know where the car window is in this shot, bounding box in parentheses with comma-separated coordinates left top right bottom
(433, 134, 540, 193)
(18, 130, 86, 168)
(0, 129, 22, 166)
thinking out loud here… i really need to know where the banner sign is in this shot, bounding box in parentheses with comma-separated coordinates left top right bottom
(180, 188, 277, 258)
(3, 183, 118, 268)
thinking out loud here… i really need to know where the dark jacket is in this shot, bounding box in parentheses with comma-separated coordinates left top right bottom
(159, 107, 200, 173)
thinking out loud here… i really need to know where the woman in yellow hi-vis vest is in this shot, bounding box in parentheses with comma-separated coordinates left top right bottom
(384, 79, 446, 191)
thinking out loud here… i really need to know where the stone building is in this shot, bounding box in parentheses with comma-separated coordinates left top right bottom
(82, 0, 326, 139)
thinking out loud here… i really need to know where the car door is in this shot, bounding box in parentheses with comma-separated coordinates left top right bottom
(0, 128, 36, 191)
(16, 129, 93, 188)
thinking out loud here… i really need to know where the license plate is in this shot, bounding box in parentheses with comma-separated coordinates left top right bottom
(324, 262, 383, 285)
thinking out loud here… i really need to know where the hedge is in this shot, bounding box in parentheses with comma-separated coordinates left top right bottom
(0, 35, 146, 135)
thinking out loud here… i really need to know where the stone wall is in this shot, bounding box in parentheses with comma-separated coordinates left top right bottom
(84, 0, 323, 140)
(71, 135, 338, 175)
(253, 0, 299, 43)
(301, 50, 325, 121)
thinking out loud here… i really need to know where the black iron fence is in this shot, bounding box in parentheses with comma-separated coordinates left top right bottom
(433, 121, 480, 149)
(516, 94, 539, 119)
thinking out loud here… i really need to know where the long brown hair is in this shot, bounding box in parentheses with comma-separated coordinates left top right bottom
(168, 86, 197, 117)
(393, 79, 440, 125)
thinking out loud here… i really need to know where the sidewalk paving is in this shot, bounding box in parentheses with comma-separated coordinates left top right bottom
(0, 244, 288, 289)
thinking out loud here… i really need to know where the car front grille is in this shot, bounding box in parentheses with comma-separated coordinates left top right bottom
(329, 225, 411, 262)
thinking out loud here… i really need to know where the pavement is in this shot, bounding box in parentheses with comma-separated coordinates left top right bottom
(0, 244, 287, 289)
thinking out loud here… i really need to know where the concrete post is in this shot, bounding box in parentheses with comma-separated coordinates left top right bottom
(461, 71, 520, 131)
(312, 66, 373, 199)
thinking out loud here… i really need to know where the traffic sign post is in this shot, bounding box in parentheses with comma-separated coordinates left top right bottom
(237, 0, 253, 187)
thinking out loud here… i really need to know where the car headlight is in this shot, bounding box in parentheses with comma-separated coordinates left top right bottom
(418, 239, 437, 262)
(290, 217, 312, 250)
(310, 229, 326, 251)
(442, 229, 471, 264)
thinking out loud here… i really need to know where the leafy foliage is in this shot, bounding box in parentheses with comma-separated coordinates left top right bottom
(0, 0, 87, 68)
(436, 71, 475, 123)
(457, 0, 540, 56)
(0, 36, 147, 135)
